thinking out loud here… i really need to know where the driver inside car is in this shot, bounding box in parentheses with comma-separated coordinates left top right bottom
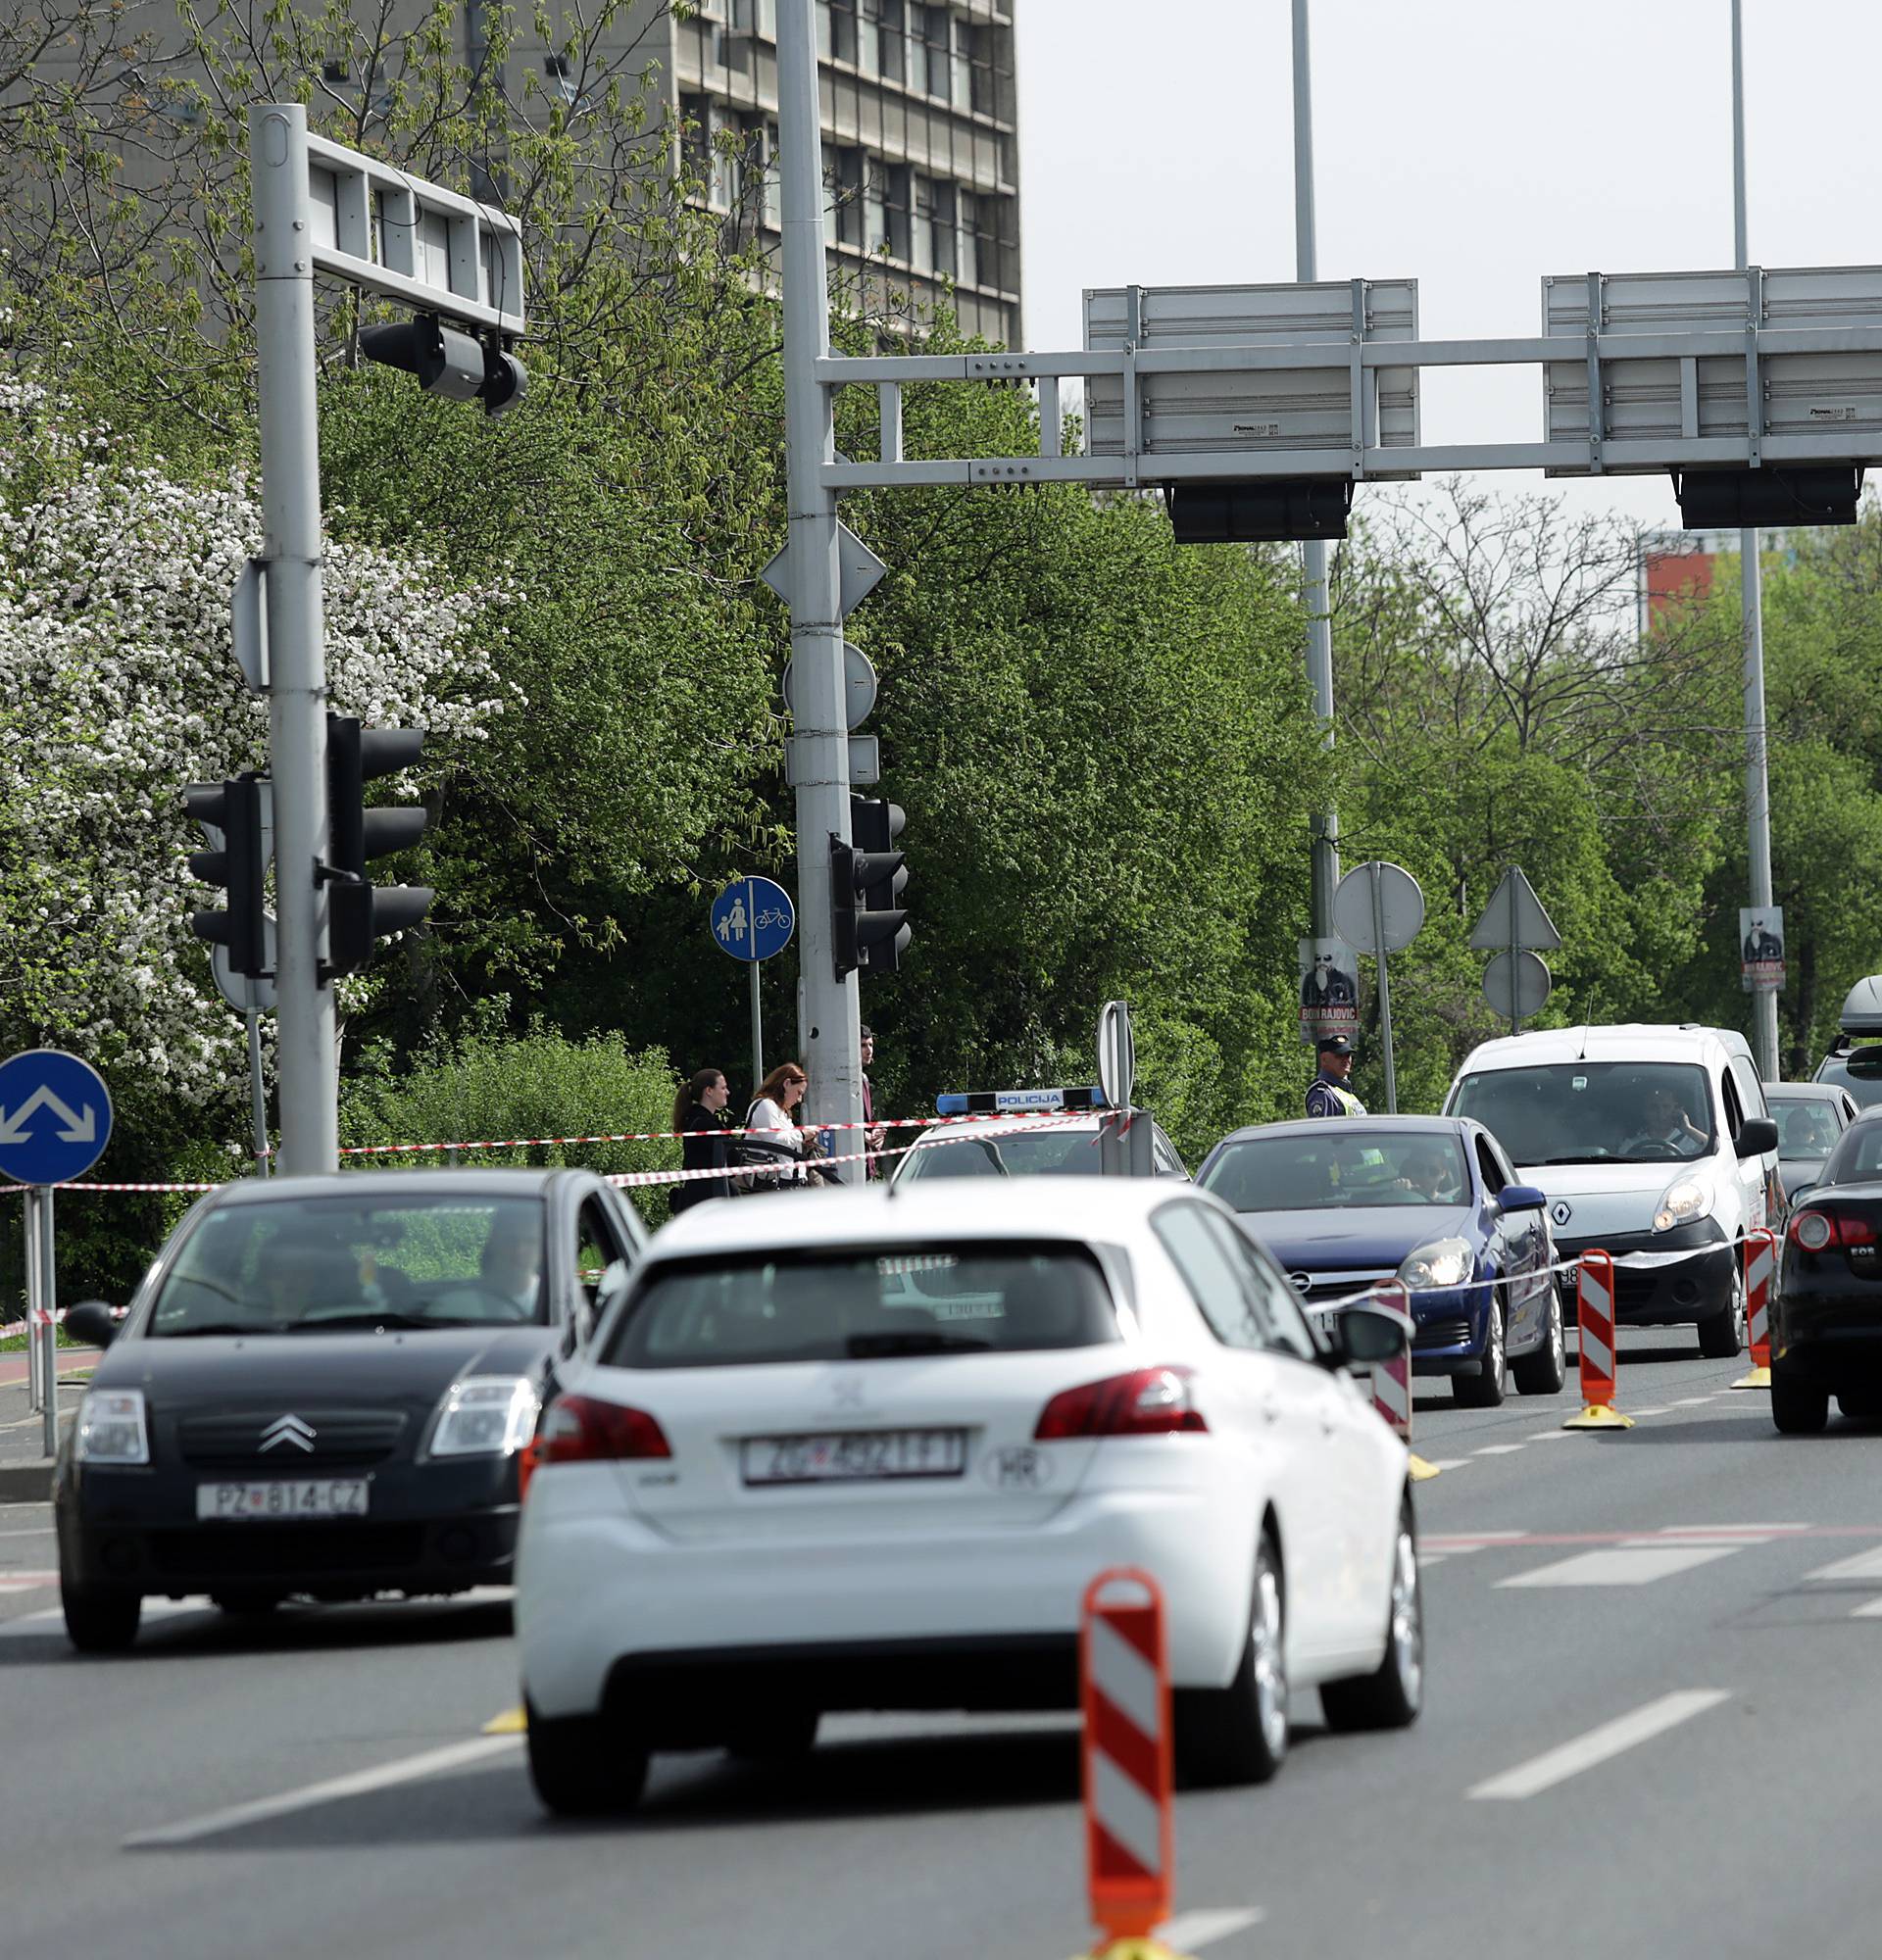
(1622, 1084, 1708, 1159)
(1396, 1150, 1462, 1202)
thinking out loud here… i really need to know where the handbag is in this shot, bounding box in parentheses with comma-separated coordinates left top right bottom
(730, 1104, 803, 1195)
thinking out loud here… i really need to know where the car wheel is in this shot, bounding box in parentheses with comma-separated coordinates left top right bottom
(1320, 1500, 1423, 1732)
(1511, 1287, 1566, 1396)
(1452, 1300, 1506, 1406)
(1837, 1392, 1882, 1421)
(726, 1709, 819, 1761)
(1174, 1529, 1287, 1788)
(1771, 1366, 1830, 1435)
(1698, 1260, 1746, 1359)
(61, 1582, 141, 1654)
(524, 1701, 650, 1817)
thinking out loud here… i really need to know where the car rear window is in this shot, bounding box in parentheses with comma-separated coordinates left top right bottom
(899, 1129, 1103, 1180)
(604, 1243, 1119, 1368)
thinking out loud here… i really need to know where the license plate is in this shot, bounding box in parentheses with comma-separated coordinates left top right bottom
(740, 1429, 966, 1486)
(195, 1480, 370, 1521)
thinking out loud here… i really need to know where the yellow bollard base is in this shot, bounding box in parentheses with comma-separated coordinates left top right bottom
(1408, 1453, 1442, 1482)
(1561, 1402, 1635, 1430)
(1082, 1943, 1184, 1960)
(481, 1705, 527, 1735)
(1730, 1365, 1772, 1391)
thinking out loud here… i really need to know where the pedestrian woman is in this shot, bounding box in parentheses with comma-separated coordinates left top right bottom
(669, 1068, 732, 1214)
(741, 1062, 811, 1191)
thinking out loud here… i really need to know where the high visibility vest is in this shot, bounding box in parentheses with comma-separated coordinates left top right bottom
(1306, 1076, 1367, 1119)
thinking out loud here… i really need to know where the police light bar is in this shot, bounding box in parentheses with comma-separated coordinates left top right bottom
(934, 1087, 1110, 1116)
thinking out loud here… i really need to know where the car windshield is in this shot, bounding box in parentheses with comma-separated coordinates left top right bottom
(1822, 1122, 1882, 1187)
(1199, 1132, 1471, 1211)
(1767, 1095, 1843, 1156)
(147, 1194, 550, 1337)
(898, 1126, 1102, 1180)
(1451, 1061, 1715, 1166)
(606, 1243, 1118, 1368)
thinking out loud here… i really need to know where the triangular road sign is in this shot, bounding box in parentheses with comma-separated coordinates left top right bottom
(1469, 867, 1562, 952)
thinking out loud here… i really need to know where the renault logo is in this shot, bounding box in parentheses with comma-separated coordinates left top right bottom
(259, 1413, 317, 1453)
(1551, 1200, 1573, 1227)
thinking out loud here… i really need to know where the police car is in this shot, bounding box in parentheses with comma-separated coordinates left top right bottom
(887, 1087, 1189, 1187)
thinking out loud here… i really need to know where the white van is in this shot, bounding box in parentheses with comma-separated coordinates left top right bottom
(1442, 1026, 1781, 1358)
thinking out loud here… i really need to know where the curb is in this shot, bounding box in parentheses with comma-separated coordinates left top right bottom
(0, 1464, 52, 1503)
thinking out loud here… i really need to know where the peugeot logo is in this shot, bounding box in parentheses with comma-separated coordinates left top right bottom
(1289, 1272, 1312, 1296)
(259, 1413, 317, 1453)
(1551, 1200, 1573, 1227)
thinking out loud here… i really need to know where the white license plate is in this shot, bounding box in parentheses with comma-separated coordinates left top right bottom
(740, 1429, 966, 1486)
(195, 1480, 370, 1521)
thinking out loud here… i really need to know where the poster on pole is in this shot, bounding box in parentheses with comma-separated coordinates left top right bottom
(1298, 938, 1360, 1047)
(1740, 906, 1785, 994)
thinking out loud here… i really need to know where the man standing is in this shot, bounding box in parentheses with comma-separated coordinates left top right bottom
(860, 1024, 887, 1177)
(1306, 1035, 1366, 1118)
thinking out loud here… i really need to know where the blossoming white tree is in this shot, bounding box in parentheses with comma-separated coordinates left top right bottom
(0, 366, 510, 1102)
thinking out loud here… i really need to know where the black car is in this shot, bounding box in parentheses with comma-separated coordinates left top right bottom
(1766, 1081, 1858, 1205)
(55, 1168, 646, 1650)
(1771, 1109, 1882, 1433)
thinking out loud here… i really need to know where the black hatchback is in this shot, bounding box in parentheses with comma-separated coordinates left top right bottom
(55, 1168, 646, 1650)
(1771, 1110, 1882, 1433)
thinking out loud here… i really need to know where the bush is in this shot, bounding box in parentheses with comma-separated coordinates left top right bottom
(339, 1027, 682, 1229)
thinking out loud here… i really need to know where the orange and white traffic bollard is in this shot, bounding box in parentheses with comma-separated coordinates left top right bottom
(1562, 1249, 1633, 1430)
(1362, 1283, 1439, 1481)
(1080, 1569, 1176, 1960)
(1732, 1228, 1777, 1390)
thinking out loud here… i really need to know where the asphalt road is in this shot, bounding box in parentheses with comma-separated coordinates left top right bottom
(7, 1329, 1882, 1960)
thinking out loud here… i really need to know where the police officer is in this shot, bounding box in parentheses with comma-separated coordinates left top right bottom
(1305, 1034, 1366, 1118)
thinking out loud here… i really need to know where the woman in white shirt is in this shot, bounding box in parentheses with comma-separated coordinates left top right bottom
(744, 1062, 811, 1188)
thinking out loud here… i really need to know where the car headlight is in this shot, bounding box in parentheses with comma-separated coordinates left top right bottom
(1399, 1238, 1474, 1291)
(75, 1389, 149, 1465)
(1653, 1174, 1712, 1234)
(425, 1377, 540, 1458)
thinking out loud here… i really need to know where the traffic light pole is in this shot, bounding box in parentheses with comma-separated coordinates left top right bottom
(251, 104, 338, 1174)
(777, 0, 864, 1176)
(1293, 0, 1340, 940)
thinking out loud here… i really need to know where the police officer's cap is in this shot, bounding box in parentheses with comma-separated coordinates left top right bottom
(1316, 1034, 1355, 1058)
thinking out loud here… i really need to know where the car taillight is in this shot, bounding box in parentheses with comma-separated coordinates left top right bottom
(1791, 1210, 1877, 1251)
(1034, 1366, 1208, 1440)
(538, 1394, 671, 1463)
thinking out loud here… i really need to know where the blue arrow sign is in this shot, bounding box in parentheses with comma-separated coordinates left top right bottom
(0, 1050, 113, 1186)
(710, 876, 795, 964)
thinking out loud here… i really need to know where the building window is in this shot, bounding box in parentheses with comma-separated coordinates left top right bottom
(680, 94, 736, 212)
(967, 22, 996, 117)
(917, 5, 949, 98)
(321, 57, 350, 85)
(828, 0, 859, 64)
(731, 0, 776, 31)
(827, 145, 865, 248)
(949, 13, 972, 112)
(956, 187, 979, 288)
(878, 0, 906, 81)
(817, 0, 833, 59)
(763, 119, 782, 231)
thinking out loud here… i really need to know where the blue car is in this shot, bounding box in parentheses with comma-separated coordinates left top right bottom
(1195, 1116, 1563, 1406)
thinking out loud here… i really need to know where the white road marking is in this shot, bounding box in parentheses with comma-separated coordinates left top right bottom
(0, 1570, 56, 1592)
(124, 1734, 523, 1847)
(1466, 1690, 1731, 1800)
(1422, 1458, 1471, 1471)
(1524, 1429, 1573, 1442)
(1159, 1907, 1265, 1948)
(1472, 1445, 1525, 1456)
(1499, 1544, 1741, 1588)
(1628, 1406, 1671, 1416)
(0, 1527, 56, 1539)
(1806, 1546, 1882, 1584)
(1851, 1597, 1882, 1619)
(1669, 1397, 1714, 1406)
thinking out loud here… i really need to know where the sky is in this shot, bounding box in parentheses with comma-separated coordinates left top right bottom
(1014, 0, 1882, 530)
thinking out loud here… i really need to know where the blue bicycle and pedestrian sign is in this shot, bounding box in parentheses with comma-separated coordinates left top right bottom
(0, 1049, 114, 1186)
(710, 876, 795, 963)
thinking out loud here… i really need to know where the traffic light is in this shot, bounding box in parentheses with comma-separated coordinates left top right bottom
(357, 314, 527, 418)
(322, 714, 434, 979)
(183, 774, 269, 977)
(830, 796, 910, 980)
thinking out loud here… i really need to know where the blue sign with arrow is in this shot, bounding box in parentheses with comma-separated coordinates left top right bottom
(710, 877, 795, 964)
(0, 1050, 113, 1186)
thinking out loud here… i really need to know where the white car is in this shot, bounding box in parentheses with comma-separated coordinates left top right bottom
(514, 1181, 1421, 1815)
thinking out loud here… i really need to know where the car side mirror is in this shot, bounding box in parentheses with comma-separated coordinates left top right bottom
(64, 1300, 120, 1348)
(1323, 1302, 1412, 1368)
(1499, 1184, 1548, 1212)
(1737, 1118, 1779, 1159)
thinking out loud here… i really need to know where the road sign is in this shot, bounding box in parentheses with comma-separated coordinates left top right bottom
(761, 522, 888, 619)
(1484, 951, 1553, 1023)
(0, 1050, 113, 1186)
(1469, 868, 1561, 952)
(1097, 1001, 1135, 1112)
(782, 643, 878, 730)
(710, 876, 795, 964)
(213, 919, 278, 1015)
(1333, 862, 1424, 954)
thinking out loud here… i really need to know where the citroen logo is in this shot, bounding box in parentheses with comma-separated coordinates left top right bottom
(1289, 1272, 1312, 1296)
(259, 1413, 316, 1453)
(1551, 1200, 1573, 1227)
